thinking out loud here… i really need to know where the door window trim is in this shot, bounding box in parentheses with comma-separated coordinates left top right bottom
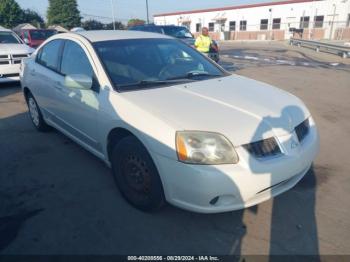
(59, 39, 100, 92)
(35, 39, 65, 76)
(35, 38, 100, 91)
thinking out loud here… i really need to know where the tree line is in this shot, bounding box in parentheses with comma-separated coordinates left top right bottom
(0, 0, 145, 30)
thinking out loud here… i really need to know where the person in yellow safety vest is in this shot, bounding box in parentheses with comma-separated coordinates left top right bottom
(195, 27, 212, 53)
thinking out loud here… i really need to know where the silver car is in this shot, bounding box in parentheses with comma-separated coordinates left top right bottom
(21, 30, 319, 213)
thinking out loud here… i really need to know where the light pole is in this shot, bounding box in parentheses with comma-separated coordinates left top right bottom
(329, 3, 337, 40)
(110, 0, 116, 30)
(269, 8, 273, 40)
(301, 10, 305, 39)
(309, 0, 315, 40)
(146, 0, 150, 24)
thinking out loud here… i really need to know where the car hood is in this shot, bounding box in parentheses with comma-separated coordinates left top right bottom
(0, 44, 34, 55)
(120, 75, 310, 146)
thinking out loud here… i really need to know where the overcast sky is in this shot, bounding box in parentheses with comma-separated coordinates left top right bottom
(16, 0, 283, 23)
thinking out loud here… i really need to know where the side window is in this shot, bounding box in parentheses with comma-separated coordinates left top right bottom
(36, 40, 63, 71)
(60, 40, 94, 78)
(24, 31, 29, 39)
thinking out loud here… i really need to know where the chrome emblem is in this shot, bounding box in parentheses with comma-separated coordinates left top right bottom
(291, 139, 299, 149)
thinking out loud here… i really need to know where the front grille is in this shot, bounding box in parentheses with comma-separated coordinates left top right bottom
(295, 119, 310, 143)
(0, 73, 19, 78)
(0, 54, 10, 65)
(0, 54, 28, 66)
(11, 54, 28, 59)
(243, 137, 281, 159)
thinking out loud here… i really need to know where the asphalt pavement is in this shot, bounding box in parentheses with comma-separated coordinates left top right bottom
(0, 41, 349, 255)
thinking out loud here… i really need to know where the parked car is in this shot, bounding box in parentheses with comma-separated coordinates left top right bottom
(17, 29, 57, 48)
(129, 24, 220, 62)
(70, 27, 85, 32)
(20, 31, 319, 213)
(0, 26, 34, 83)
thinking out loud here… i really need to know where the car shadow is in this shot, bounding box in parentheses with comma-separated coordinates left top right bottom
(245, 105, 320, 259)
(269, 166, 319, 257)
(0, 82, 21, 98)
(0, 82, 320, 258)
(0, 110, 245, 256)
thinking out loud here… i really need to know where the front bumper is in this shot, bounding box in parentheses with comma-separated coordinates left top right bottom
(0, 64, 21, 82)
(153, 122, 319, 213)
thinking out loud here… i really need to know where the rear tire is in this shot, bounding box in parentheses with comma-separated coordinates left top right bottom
(111, 136, 166, 212)
(26, 93, 51, 132)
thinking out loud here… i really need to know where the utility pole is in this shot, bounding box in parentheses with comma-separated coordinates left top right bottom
(110, 0, 116, 30)
(309, 0, 315, 40)
(269, 8, 273, 40)
(146, 0, 150, 24)
(301, 10, 305, 39)
(329, 3, 337, 40)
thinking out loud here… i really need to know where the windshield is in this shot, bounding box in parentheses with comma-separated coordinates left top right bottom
(30, 30, 56, 40)
(162, 27, 193, 39)
(94, 38, 225, 91)
(0, 32, 21, 44)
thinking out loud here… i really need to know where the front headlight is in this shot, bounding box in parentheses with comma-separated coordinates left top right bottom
(176, 131, 239, 165)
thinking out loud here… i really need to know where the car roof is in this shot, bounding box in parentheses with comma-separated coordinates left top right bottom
(132, 25, 186, 28)
(159, 25, 187, 28)
(23, 29, 56, 31)
(0, 26, 12, 32)
(73, 30, 172, 42)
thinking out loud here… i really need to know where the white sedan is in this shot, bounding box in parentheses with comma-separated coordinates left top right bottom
(20, 31, 319, 213)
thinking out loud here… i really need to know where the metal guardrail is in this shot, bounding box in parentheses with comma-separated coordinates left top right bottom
(289, 38, 350, 58)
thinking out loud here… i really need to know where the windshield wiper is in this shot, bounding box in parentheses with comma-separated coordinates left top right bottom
(167, 72, 222, 81)
(117, 79, 193, 88)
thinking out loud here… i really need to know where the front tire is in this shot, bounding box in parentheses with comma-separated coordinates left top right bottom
(111, 136, 166, 212)
(26, 93, 50, 132)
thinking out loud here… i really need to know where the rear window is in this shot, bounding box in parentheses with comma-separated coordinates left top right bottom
(161, 27, 193, 39)
(30, 30, 56, 40)
(36, 40, 63, 71)
(146, 27, 163, 33)
(130, 26, 163, 34)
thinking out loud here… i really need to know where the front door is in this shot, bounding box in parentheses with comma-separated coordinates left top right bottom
(53, 39, 101, 153)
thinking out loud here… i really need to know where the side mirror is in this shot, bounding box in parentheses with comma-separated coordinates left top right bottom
(64, 74, 92, 90)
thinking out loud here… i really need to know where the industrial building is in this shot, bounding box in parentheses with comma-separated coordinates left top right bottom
(153, 0, 350, 41)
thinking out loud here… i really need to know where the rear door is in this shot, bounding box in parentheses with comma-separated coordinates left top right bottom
(30, 39, 64, 121)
